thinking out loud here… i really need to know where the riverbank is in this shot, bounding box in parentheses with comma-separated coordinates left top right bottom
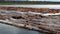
(0, 1, 60, 5)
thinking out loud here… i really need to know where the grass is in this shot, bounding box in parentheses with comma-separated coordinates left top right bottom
(0, 1, 60, 5)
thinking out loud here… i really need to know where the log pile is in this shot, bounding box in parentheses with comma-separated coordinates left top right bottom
(0, 6, 60, 13)
(0, 6, 60, 34)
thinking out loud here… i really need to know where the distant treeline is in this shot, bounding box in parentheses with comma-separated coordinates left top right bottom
(0, 1, 60, 4)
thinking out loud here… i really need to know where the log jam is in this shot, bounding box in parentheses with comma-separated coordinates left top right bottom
(0, 6, 60, 34)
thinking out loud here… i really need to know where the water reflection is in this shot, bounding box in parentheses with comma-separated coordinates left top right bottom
(0, 23, 44, 34)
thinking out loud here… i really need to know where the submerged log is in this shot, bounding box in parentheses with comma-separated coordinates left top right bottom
(0, 6, 60, 34)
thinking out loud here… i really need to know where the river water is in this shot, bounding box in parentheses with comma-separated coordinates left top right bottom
(1, 5, 60, 9)
(0, 23, 45, 34)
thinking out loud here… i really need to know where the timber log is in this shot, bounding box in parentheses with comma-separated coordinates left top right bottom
(0, 6, 60, 34)
(0, 6, 60, 13)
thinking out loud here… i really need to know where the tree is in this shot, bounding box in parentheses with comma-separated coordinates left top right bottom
(0, 0, 5, 1)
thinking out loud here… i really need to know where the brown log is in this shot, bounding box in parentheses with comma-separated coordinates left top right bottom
(0, 6, 60, 13)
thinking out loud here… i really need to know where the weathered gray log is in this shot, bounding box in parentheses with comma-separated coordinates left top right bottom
(0, 9, 60, 34)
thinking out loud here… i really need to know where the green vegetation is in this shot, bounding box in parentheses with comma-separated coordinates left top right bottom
(0, 1, 60, 5)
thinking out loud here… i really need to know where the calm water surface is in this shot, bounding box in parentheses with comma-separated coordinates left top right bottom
(0, 23, 45, 34)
